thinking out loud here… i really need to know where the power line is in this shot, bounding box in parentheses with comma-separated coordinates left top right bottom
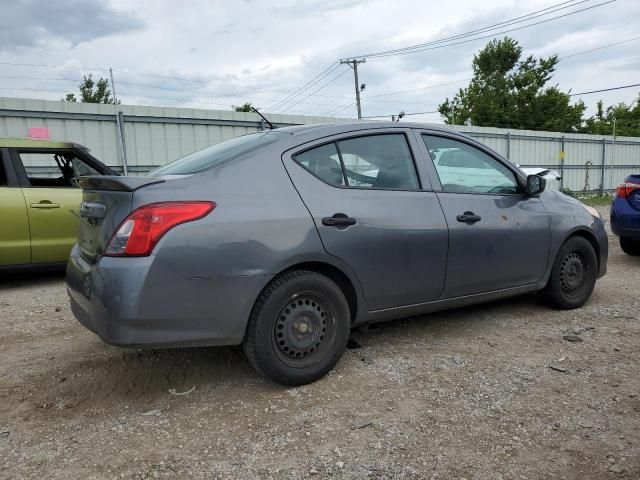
(559, 34, 640, 59)
(324, 101, 356, 116)
(362, 82, 640, 119)
(0, 74, 353, 108)
(361, 110, 440, 119)
(353, 0, 587, 58)
(0, 61, 107, 72)
(0, 60, 358, 101)
(0, 72, 435, 109)
(358, 0, 615, 59)
(367, 78, 472, 99)
(269, 63, 340, 112)
(275, 67, 351, 114)
(367, 35, 640, 101)
(0, 86, 340, 116)
(570, 83, 640, 96)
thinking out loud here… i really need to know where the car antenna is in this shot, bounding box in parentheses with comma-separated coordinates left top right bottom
(250, 107, 276, 130)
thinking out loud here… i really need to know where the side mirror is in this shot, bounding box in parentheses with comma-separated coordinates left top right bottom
(526, 174, 546, 195)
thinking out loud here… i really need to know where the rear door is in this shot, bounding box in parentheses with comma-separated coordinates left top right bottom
(417, 132, 550, 298)
(0, 148, 30, 266)
(283, 129, 449, 311)
(11, 148, 103, 264)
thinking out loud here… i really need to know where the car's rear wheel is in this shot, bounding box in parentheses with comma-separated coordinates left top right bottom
(620, 236, 640, 256)
(243, 270, 350, 386)
(545, 236, 598, 310)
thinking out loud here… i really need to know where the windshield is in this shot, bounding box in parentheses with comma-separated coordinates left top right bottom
(147, 132, 278, 176)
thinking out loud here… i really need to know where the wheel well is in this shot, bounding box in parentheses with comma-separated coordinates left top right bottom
(566, 229, 600, 270)
(280, 262, 358, 322)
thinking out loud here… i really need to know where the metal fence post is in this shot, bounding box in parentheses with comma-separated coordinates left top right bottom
(506, 131, 511, 160)
(600, 137, 606, 196)
(560, 135, 565, 191)
(115, 110, 128, 175)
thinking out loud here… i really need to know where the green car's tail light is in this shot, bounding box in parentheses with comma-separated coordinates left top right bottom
(104, 202, 215, 257)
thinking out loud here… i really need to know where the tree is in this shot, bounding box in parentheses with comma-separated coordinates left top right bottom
(438, 37, 585, 132)
(583, 96, 640, 137)
(64, 74, 120, 104)
(232, 102, 253, 112)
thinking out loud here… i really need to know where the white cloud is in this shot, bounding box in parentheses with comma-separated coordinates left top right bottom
(0, 0, 638, 121)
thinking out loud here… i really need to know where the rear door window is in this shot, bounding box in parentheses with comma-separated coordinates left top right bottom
(338, 134, 418, 189)
(294, 143, 345, 186)
(18, 151, 100, 188)
(294, 133, 420, 190)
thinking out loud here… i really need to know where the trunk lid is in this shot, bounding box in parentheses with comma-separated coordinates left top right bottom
(76, 176, 165, 262)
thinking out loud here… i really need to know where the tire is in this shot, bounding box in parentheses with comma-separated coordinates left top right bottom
(545, 236, 598, 310)
(620, 236, 640, 256)
(242, 270, 351, 386)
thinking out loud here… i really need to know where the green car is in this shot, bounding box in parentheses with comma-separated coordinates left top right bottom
(0, 138, 116, 269)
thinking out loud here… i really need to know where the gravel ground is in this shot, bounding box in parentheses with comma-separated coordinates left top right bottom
(1, 205, 639, 479)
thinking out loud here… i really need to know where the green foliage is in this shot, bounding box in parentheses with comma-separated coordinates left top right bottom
(438, 37, 585, 132)
(582, 96, 640, 137)
(63, 74, 120, 104)
(580, 196, 613, 206)
(232, 103, 253, 112)
(561, 188, 612, 206)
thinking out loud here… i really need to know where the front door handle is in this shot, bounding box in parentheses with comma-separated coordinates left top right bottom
(30, 201, 60, 209)
(456, 211, 481, 224)
(322, 213, 356, 227)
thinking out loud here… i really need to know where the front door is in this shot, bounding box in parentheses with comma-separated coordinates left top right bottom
(419, 133, 550, 299)
(0, 150, 30, 266)
(284, 130, 449, 311)
(12, 149, 100, 264)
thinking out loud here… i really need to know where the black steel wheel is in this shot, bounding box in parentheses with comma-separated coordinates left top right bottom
(545, 236, 598, 310)
(559, 252, 587, 296)
(243, 270, 350, 386)
(272, 293, 335, 367)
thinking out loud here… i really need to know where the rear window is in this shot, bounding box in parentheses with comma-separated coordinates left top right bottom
(147, 132, 279, 176)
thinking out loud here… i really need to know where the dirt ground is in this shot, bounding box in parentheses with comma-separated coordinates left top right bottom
(1, 205, 639, 480)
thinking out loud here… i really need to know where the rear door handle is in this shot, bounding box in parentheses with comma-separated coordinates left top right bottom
(30, 201, 60, 209)
(322, 213, 357, 227)
(456, 211, 481, 224)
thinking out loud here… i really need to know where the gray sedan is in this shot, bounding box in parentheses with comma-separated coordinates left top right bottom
(67, 122, 608, 386)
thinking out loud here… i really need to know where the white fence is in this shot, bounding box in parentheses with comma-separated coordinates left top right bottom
(1, 97, 639, 194)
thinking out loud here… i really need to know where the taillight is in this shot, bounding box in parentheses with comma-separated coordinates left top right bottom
(616, 182, 640, 198)
(104, 201, 215, 257)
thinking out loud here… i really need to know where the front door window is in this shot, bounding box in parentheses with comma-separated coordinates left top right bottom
(422, 135, 518, 195)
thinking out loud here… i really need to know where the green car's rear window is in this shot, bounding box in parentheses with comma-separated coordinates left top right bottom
(148, 132, 279, 176)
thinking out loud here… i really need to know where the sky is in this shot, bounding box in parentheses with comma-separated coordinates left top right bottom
(0, 0, 638, 123)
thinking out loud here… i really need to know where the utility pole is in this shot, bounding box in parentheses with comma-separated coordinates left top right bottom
(109, 67, 128, 175)
(340, 58, 366, 119)
(109, 68, 118, 104)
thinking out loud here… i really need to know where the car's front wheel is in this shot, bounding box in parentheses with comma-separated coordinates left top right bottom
(545, 236, 598, 310)
(243, 270, 351, 386)
(620, 236, 640, 256)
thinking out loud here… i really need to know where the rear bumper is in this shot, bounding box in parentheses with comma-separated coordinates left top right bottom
(66, 245, 273, 347)
(611, 199, 640, 240)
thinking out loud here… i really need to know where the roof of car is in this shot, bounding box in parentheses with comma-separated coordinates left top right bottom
(0, 138, 87, 149)
(275, 121, 468, 139)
